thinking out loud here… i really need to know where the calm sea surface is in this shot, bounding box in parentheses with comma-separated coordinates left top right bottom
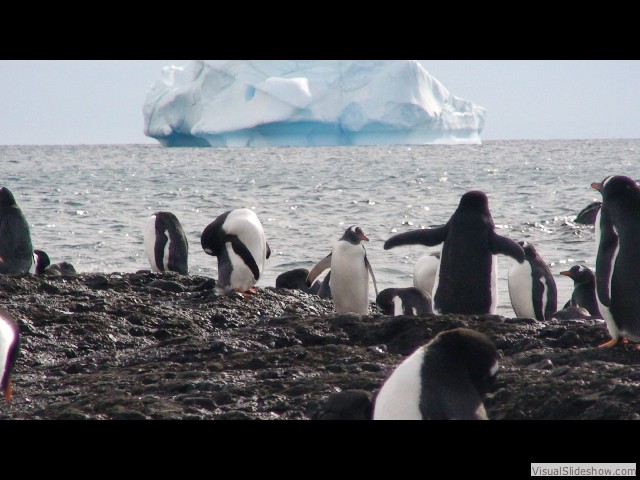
(2, 139, 638, 316)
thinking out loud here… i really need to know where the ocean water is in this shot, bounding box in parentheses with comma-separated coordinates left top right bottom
(1, 139, 638, 316)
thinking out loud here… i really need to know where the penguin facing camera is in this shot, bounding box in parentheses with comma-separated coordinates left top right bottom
(307, 226, 378, 315)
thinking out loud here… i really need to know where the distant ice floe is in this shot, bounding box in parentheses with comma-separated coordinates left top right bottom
(143, 60, 485, 147)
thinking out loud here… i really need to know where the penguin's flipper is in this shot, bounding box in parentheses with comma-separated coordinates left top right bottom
(384, 226, 449, 250)
(266, 242, 271, 259)
(489, 233, 525, 263)
(154, 229, 169, 272)
(307, 254, 332, 287)
(531, 277, 545, 321)
(364, 254, 379, 298)
(230, 237, 261, 281)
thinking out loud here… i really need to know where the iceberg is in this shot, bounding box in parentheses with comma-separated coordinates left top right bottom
(143, 60, 486, 147)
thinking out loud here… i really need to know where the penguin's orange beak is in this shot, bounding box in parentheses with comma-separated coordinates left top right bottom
(559, 271, 571, 276)
(591, 182, 603, 192)
(359, 232, 369, 242)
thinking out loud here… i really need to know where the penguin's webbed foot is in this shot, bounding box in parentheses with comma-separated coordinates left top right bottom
(4, 380, 13, 402)
(597, 337, 620, 348)
(242, 288, 258, 297)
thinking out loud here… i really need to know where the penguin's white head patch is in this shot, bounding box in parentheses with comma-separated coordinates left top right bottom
(204, 248, 214, 255)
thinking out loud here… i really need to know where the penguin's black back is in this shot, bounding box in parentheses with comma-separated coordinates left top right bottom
(0, 187, 33, 275)
(561, 265, 601, 318)
(276, 268, 320, 294)
(154, 211, 189, 275)
(436, 191, 495, 314)
(376, 287, 432, 316)
(521, 242, 557, 320)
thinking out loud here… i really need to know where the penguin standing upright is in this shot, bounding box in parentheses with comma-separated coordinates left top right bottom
(384, 191, 525, 315)
(144, 211, 189, 275)
(0, 307, 20, 402)
(201, 208, 270, 295)
(591, 175, 640, 347)
(306, 226, 378, 314)
(0, 187, 33, 275)
(373, 328, 499, 420)
(559, 265, 602, 318)
(508, 241, 557, 320)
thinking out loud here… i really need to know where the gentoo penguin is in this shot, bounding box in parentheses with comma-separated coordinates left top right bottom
(306, 226, 378, 315)
(313, 390, 372, 420)
(44, 261, 77, 277)
(201, 208, 271, 295)
(0, 307, 20, 402)
(29, 249, 51, 275)
(0, 187, 33, 275)
(574, 201, 602, 225)
(559, 265, 602, 318)
(376, 287, 432, 316)
(144, 211, 189, 275)
(373, 328, 499, 420)
(275, 268, 322, 295)
(384, 191, 525, 315)
(508, 241, 557, 320)
(413, 251, 440, 296)
(591, 175, 640, 347)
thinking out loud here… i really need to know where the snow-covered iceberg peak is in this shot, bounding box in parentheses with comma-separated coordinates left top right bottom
(143, 60, 486, 147)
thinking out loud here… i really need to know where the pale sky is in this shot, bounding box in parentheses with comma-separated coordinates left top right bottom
(0, 60, 638, 145)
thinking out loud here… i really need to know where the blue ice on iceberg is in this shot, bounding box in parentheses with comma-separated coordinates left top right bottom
(143, 60, 486, 147)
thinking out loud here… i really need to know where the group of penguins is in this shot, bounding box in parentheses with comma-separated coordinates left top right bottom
(1, 174, 639, 420)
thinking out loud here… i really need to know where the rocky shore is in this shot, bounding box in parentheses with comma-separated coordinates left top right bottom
(1, 271, 639, 420)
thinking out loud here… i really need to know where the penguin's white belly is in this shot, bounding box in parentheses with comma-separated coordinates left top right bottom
(599, 241, 621, 340)
(162, 230, 171, 270)
(374, 347, 425, 420)
(144, 215, 161, 272)
(221, 242, 258, 293)
(223, 210, 267, 277)
(508, 261, 535, 318)
(0, 320, 15, 387)
(413, 255, 439, 296)
(330, 243, 369, 314)
(392, 296, 404, 316)
(490, 255, 498, 314)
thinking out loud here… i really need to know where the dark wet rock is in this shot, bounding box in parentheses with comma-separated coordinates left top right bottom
(1, 272, 640, 420)
(312, 390, 372, 420)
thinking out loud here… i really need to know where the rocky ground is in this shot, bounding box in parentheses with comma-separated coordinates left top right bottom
(1, 271, 639, 420)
